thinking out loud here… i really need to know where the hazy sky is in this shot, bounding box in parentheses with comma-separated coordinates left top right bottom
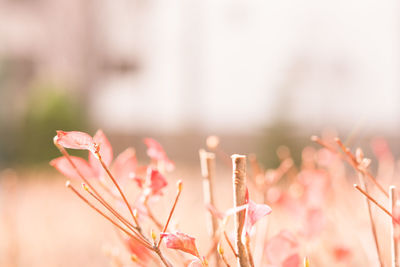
(91, 0, 400, 134)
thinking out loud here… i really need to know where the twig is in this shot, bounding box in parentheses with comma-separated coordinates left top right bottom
(82, 184, 147, 243)
(96, 151, 141, 230)
(158, 181, 183, 248)
(144, 196, 164, 230)
(232, 154, 250, 267)
(355, 174, 384, 267)
(390, 186, 399, 267)
(224, 231, 238, 258)
(199, 149, 220, 266)
(334, 138, 388, 198)
(218, 243, 232, 267)
(66, 182, 152, 249)
(245, 234, 254, 267)
(354, 184, 400, 225)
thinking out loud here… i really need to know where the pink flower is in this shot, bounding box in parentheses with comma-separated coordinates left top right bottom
(55, 130, 96, 153)
(51, 130, 140, 184)
(144, 168, 168, 196)
(144, 138, 175, 171)
(160, 232, 200, 258)
(265, 230, 299, 267)
(245, 200, 272, 234)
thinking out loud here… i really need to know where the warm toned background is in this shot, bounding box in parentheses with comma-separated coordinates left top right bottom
(1, 0, 400, 266)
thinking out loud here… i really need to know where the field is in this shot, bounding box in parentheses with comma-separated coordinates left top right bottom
(1, 133, 398, 267)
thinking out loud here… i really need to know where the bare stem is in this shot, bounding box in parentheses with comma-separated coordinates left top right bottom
(157, 181, 183, 249)
(245, 234, 254, 267)
(390, 186, 399, 267)
(334, 138, 388, 198)
(144, 195, 164, 230)
(96, 152, 140, 230)
(55, 145, 104, 202)
(355, 174, 384, 267)
(199, 149, 220, 266)
(154, 246, 173, 267)
(218, 244, 232, 267)
(224, 230, 238, 258)
(82, 184, 147, 244)
(66, 182, 152, 249)
(232, 154, 250, 267)
(354, 184, 400, 225)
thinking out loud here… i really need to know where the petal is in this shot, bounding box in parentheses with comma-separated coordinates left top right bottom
(89, 130, 113, 176)
(245, 200, 272, 233)
(50, 156, 95, 180)
(55, 130, 95, 152)
(112, 148, 137, 180)
(160, 232, 200, 257)
(144, 138, 166, 161)
(145, 168, 168, 196)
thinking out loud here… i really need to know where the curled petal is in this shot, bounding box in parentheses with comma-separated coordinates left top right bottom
(55, 131, 95, 152)
(160, 232, 200, 257)
(50, 156, 95, 180)
(245, 200, 272, 233)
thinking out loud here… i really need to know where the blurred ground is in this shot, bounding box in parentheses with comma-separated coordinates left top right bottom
(0, 155, 397, 267)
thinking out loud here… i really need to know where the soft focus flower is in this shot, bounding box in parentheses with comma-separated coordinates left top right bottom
(160, 232, 200, 257)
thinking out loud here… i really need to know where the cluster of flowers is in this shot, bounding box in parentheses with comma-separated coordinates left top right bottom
(51, 130, 400, 266)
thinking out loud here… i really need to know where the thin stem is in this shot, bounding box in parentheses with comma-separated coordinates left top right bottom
(96, 152, 140, 229)
(82, 184, 148, 244)
(154, 246, 173, 267)
(199, 149, 220, 266)
(354, 184, 400, 225)
(231, 154, 250, 267)
(218, 244, 231, 267)
(144, 195, 164, 230)
(334, 138, 388, 198)
(223, 231, 238, 258)
(66, 182, 152, 249)
(157, 181, 183, 249)
(356, 174, 384, 267)
(390, 186, 399, 267)
(55, 145, 104, 201)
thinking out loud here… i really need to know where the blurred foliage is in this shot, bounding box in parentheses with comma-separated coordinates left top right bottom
(258, 121, 305, 169)
(0, 82, 90, 167)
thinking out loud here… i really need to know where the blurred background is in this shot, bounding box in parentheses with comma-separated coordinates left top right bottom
(1, 0, 400, 266)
